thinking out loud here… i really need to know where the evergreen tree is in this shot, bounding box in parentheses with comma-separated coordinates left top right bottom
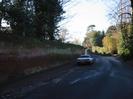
(0, 0, 65, 40)
(33, 0, 64, 40)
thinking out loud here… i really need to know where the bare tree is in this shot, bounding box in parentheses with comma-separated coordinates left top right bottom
(72, 38, 81, 45)
(58, 28, 69, 42)
(108, 0, 131, 25)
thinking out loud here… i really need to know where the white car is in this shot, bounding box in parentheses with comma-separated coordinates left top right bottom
(77, 54, 95, 65)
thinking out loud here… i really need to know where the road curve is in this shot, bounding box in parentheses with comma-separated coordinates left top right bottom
(1, 55, 133, 99)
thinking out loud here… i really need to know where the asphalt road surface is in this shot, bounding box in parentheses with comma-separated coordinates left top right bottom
(1, 55, 133, 99)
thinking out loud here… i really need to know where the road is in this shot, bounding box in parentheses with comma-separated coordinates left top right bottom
(1, 55, 133, 99)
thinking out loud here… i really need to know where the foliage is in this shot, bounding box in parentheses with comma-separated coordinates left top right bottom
(116, 22, 133, 59)
(33, 0, 64, 40)
(118, 46, 130, 60)
(6, 1, 30, 37)
(0, 0, 65, 41)
(92, 46, 106, 54)
(102, 35, 117, 54)
(83, 30, 104, 48)
(106, 25, 117, 36)
(108, 0, 133, 59)
(118, 33, 132, 60)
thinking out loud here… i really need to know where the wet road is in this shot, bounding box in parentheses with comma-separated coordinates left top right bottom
(1, 55, 133, 99)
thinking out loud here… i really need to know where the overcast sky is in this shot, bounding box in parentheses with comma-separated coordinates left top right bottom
(61, 0, 111, 42)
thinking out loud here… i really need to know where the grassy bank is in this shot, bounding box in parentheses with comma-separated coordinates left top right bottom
(0, 39, 84, 84)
